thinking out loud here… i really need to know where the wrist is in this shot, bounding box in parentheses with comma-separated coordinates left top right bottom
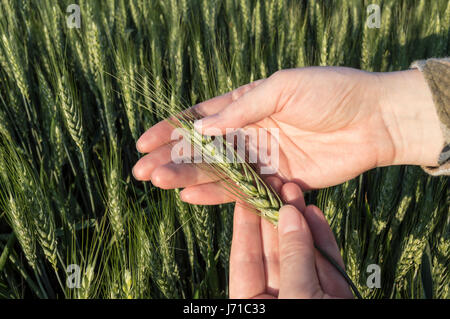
(377, 69, 444, 167)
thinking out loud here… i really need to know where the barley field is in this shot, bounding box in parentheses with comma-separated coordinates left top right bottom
(0, 0, 448, 299)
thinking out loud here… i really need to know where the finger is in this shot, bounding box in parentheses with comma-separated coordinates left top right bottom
(278, 183, 320, 298)
(136, 118, 177, 153)
(179, 176, 283, 206)
(277, 204, 321, 299)
(150, 162, 221, 189)
(195, 74, 283, 135)
(230, 202, 265, 299)
(279, 182, 306, 213)
(263, 175, 283, 192)
(192, 88, 249, 116)
(132, 144, 174, 181)
(260, 176, 283, 296)
(303, 205, 353, 298)
(179, 180, 236, 205)
(136, 86, 259, 153)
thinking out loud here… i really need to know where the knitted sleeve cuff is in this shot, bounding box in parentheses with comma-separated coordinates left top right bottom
(410, 57, 450, 176)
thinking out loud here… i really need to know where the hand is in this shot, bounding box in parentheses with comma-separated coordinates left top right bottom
(230, 180, 353, 299)
(132, 67, 443, 197)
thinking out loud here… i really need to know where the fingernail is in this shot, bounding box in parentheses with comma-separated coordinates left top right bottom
(279, 205, 302, 235)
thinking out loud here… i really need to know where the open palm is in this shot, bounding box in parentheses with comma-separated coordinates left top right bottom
(133, 66, 393, 202)
(192, 67, 393, 190)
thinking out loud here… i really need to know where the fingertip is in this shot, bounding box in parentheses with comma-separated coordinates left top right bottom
(180, 182, 235, 205)
(136, 132, 158, 153)
(150, 166, 174, 189)
(180, 187, 213, 204)
(280, 182, 302, 200)
(136, 138, 145, 153)
(179, 188, 190, 202)
(132, 164, 146, 181)
(136, 129, 155, 153)
(265, 176, 283, 194)
(278, 205, 303, 235)
(279, 204, 298, 216)
(280, 182, 306, 212)
(131, 165, 138, 180)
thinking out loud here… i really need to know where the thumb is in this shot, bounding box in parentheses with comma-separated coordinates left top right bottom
(194, 73, 284, 135)
(277, 204, 321, 299)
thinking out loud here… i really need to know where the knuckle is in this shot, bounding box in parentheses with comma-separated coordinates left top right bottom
(270, 69, 286, 82)
(279, 249, 301, 266)
(247, 79, 261, 89)
(230, 80, 260, 102)
(280, 240, 304, 255)
(230, 88, 241, 102)
(279, 237, 310, 262)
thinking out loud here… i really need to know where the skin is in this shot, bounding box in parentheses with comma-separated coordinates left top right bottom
(132, 67, 443, 298)
(230, 180, 354, 299)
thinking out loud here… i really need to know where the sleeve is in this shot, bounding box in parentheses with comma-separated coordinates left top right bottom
(410, 57, 450, 176)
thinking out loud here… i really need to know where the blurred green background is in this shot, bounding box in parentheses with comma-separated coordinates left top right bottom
(0, 0, 448, 298)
